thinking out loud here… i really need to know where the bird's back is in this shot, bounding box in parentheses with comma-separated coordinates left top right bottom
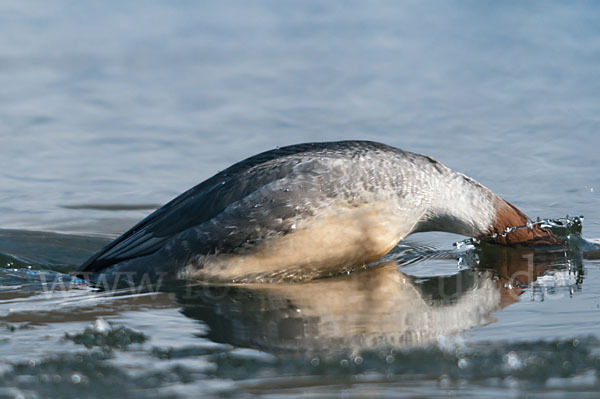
(77, 140, 404, 275)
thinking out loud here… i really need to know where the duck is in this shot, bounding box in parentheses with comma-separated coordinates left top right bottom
(76, 140, 559, 284)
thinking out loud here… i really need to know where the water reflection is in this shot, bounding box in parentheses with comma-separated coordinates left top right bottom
(175, 245, 582, 353)
(0, 229, 585, 354)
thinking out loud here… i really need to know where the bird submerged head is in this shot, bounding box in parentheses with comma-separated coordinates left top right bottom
(487, 198, 564, 247)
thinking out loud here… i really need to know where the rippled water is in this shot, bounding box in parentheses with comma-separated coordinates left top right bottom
(2, 1, 600, 398)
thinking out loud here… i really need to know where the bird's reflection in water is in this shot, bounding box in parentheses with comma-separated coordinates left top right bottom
(172, 245, 582, 353)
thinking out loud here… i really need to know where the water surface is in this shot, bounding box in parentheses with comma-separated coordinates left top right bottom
(1, 1, 600, 398)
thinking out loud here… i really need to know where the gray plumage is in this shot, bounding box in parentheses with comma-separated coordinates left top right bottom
(77, 140, 497, 282)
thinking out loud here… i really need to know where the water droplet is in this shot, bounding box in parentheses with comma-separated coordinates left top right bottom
(93, 318, 110, 334)
(340, 359, 349, 367)
(526, 221, 533, 229)
(458, 358, 469, 369)
(71, 374, 82, 384)
(310, 358, 320, 367)
(505, 352, 521, 369)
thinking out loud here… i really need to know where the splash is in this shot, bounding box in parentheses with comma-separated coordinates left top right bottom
(454, 215, 589, 251)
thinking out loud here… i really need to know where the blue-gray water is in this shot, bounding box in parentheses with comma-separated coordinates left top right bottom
(1, 1, 600, 398)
